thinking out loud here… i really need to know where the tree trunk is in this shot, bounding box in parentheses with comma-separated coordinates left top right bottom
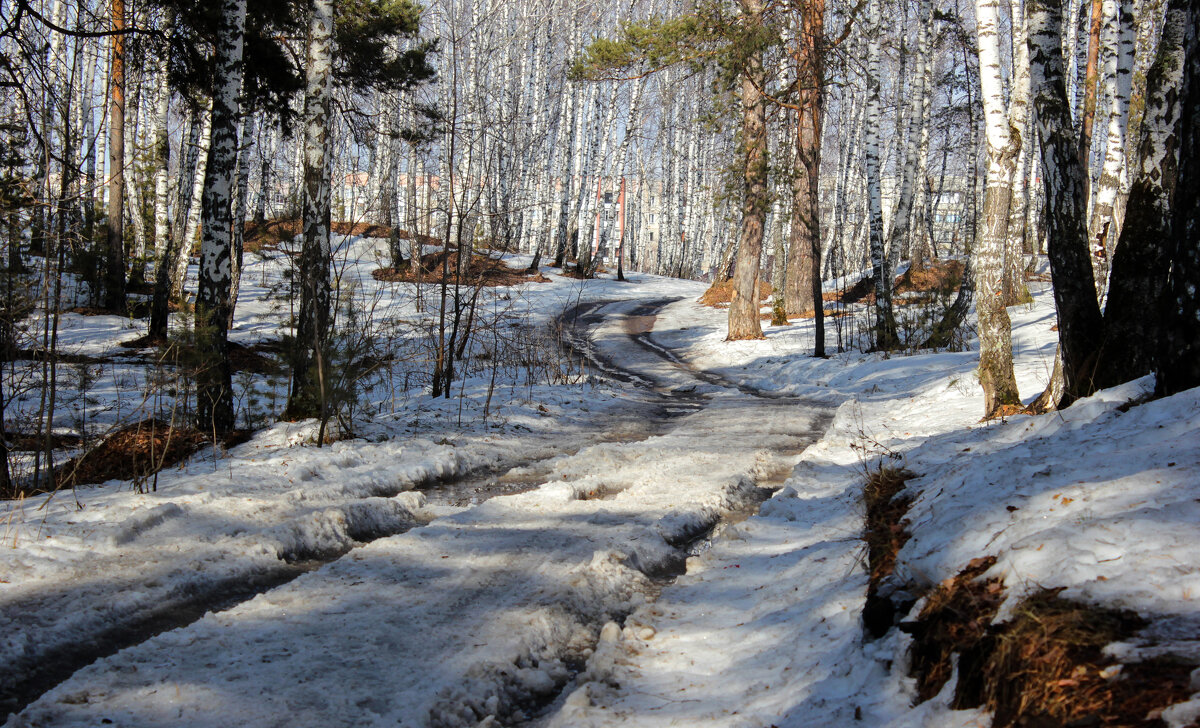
(1080, 0, 1105, 168)
(174, 107, 212, 300)
(1002, 0, 1034, 305)
(1155, 0, 1199, 396)
(105, 0, 127, 313)
(287, 0, 334, 422)
(229, 111, 254, 326)
(1087, 0, 1136, 294)
(1095, 0, 1185, 388)
(727, 0, 768, 341)
(783, 0, 827, 355)
(194, 0, 248, 436)
(864, 0, 898, 349)
(975, 0, 1023, 414)
(1029, 0, 1105, 405)
(151, 45, 171, 268)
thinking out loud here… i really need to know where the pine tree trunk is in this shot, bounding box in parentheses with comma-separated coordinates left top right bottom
(727, 0, 768, 341)
(783, 0, 826, 335)
(1029, 0, 1105, 405)
(194, 0, 247, 435)
(105, 0, 127, 313)
(287, 0, 334, 422)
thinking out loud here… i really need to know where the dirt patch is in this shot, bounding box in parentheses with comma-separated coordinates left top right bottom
(698, 278, 773, 307)
(983, 403, 1037, 421)
(902, 555, 1004, 704)
(862, 465, 917, 638)
(762, 308, 843, 322)
(5, 348, 106, 365)
(840, 275, 878, 305)
(5, 432, 85, 451)
(835, 259, 965, 307)
(896, 259, 964, 296)
(117, 337, 282, 375)
(373, 249, 546, 287)
(244, 218, 438, 254)
(243, 218, 301, 253)
(51, 419, 250, 491)
(227, 341, 284, 375)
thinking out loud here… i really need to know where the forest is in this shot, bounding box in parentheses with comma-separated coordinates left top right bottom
(1, 0, 1198, 725)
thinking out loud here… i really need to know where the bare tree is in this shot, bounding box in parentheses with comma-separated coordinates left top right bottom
(194, 0, 249, 435)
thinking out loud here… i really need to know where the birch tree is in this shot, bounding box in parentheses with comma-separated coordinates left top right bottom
(1087, 0, 1135, 292)
(1154, 0, 1199, 396)
(974, 0, 1022, 414)
(1029, 0, 1105, 405)
(194, 0, 248, 435)
(288, 0, 334, 422)
(1095, 0, 1185, 387)
(864, 0, 897, 349)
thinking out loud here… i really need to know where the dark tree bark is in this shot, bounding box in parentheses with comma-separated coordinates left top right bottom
(784, 0, 826, 357)
(727, 0, 768, 341)
(1095, 1, 1185, 388)
(1156, 0, 1200, 396)
(105, 0, 127, 313)
(1028, 0, 1105, 405)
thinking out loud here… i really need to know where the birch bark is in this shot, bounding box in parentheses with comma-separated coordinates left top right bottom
(1096, 0, 1184, 387)
(288, 0, 335, 422)
(194, 0, 248, 435)
(864, 0, 898, 349)
(1154, 0, 1199, 395)
(1029, 0, 1105, 404)
(1088, 0, 1136, 293)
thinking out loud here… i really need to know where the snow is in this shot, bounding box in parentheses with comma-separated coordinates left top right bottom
(545, 283, 1200, 727)
(4, 246, 1199, 727)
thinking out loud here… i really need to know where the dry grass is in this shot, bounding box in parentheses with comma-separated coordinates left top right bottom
(981, 591, 1196, 727)
(243, 218, 440, 254)
(901, 576, 1199, 726)
(51, 419, 249, 491)
(373, 249, 548, 287)
(835, 259, 966, 306)
(862, 466, 917, 637)
(904, 555, 1004, 704)
(698, 278, 773, 307)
